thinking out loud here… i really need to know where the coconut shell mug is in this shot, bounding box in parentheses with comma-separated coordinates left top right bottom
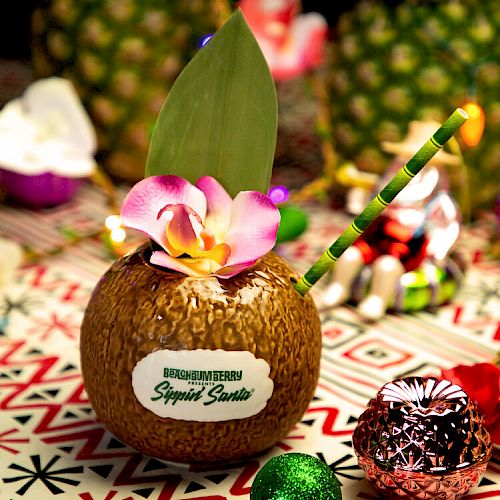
(81, 175, 322, 463)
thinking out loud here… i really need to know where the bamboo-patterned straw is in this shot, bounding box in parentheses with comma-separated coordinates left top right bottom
(294, 108, 469, 296)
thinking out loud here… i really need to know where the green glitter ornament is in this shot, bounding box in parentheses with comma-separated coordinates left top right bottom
(250, 453, 342, 500)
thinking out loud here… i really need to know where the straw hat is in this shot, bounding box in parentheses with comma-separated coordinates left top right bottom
(381, 120, 460, 165)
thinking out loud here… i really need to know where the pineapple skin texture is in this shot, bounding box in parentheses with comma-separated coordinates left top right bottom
(328, 0, 500, 215)
(32, 0, 221, 181)
(80, 248, 322, 463)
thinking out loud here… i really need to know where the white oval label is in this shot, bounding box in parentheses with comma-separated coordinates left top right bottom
(132, 349, 274, 422)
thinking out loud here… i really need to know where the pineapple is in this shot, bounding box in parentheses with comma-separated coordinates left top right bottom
(32, 0, 225, 181)
(327, 0, 500, 215)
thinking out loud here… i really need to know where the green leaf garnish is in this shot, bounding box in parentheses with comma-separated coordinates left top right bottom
(145, 9, 278, 197)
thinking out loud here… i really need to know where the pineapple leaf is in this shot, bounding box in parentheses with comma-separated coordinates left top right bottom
(145, 9, 277, 197)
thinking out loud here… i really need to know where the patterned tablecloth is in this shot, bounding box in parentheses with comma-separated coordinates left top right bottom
(0, 184, 498, 499)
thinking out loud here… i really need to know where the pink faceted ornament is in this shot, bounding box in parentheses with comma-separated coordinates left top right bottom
(353, 377, 492, 499)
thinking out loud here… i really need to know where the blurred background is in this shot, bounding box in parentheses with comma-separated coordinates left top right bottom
(0, 0, 498, 218)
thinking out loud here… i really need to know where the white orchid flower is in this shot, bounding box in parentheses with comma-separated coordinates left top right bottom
(0, 77, 96, 178)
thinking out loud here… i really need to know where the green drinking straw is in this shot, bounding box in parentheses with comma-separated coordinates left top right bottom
(294, 108, 469, 296)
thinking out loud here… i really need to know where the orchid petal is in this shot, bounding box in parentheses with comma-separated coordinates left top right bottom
(24, 78, 97, 156)
(223, 191, 280, 268)
(198, 242, 231, 265)
(150, 251, 221, 278)
(163, 204, 202, 256)
(121, 175, 206, 249)
(214, 259, 259, 279)
(196, 176, 232, 240)
(179, 234, 231, 264)
(200, 227, 216, 251)
(161, 204, 231, 265)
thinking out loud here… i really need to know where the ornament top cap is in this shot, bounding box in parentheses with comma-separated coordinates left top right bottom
(380, 377, 469, 417)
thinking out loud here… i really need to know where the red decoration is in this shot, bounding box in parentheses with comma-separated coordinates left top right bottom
(441, 362, 500, 445)
(354, 215, 428, 272)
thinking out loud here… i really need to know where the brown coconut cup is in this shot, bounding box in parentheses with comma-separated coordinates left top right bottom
(80, 245, 322, 463)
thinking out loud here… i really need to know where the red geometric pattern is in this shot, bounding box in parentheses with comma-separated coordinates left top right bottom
(0, 428, 29, 454)
(0, 186, 499, 498)
(342, 338, 414, 369)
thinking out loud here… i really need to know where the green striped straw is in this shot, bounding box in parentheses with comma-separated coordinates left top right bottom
(294, 108, 469, 296)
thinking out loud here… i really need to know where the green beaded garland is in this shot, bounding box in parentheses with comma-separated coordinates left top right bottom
(250, 453, 342, 499)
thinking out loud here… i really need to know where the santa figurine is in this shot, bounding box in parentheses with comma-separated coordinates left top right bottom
(325, 121, 461, 320)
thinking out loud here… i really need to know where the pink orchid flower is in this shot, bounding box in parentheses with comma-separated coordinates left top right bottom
(240, 0, 327, 80)
(121, 175, 280, 278)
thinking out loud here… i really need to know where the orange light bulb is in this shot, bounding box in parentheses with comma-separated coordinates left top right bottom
(461, 102, 485, 147)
